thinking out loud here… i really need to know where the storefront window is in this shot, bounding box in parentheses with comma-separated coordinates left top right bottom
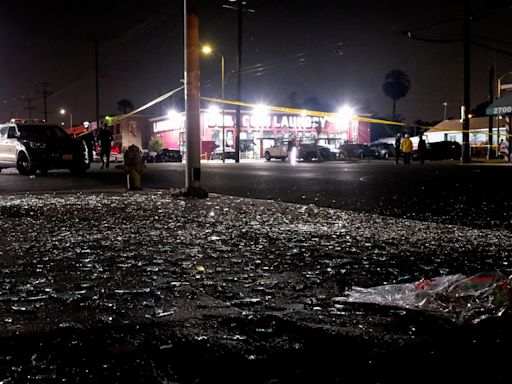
(262, 130, 274, 139)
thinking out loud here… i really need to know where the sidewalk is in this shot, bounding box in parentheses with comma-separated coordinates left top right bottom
(0, 191, 511, 383)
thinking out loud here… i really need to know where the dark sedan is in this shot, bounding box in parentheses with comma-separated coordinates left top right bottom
(427, 141, 461, 161)
(369, 143, 395, 159)
(337, 143, 374, 160)
(154, 149, 183, 163)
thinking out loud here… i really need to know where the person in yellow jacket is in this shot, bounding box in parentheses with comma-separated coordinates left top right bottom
(400, 133, 413, 164)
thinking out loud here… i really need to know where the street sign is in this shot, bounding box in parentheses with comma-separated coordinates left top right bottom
(486, 92, 512, 116)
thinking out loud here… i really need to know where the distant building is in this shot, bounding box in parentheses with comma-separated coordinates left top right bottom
(149, 109, 371, 158)
(92, 115, 152, 151)
(427, 117, 508, 157)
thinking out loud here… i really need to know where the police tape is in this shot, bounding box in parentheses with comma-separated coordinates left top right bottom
(200, 97, 406, 126)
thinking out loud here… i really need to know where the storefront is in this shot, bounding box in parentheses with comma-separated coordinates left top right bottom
(150, 109, 371, 158)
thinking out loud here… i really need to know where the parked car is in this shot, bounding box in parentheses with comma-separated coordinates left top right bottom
(369, 142, 395, 159)
(210, 146, 236, 160)
(317, 145, 337, 161)
(264, 139, 321, 161)
(154, 148, 183, 163)
(426, 141, 461, 161)
(337, 143, 374, 160)
(142, 150, 157, 163)
(0, 120, 89, 175)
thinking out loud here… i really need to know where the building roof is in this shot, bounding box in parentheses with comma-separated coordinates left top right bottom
(430, 116, 506, 132)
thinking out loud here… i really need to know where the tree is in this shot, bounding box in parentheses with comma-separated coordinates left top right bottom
(117, 98, 135, 114)
(471, 101, 490, 117)
(382, 69, 411, 121)
(148, 138, 163, 153)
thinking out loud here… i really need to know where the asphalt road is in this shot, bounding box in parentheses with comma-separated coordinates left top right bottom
(1, 159, 511, 229)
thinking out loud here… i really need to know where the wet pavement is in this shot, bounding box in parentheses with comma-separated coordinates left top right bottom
(0, 191, 511, 383)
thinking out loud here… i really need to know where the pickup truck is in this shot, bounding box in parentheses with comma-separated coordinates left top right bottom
(264, 140, 319, 161)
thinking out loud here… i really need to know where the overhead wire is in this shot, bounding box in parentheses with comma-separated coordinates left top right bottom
(3, 1, 183, 114)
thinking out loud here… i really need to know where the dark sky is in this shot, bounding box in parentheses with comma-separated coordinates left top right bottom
(1, 1, 512, 126)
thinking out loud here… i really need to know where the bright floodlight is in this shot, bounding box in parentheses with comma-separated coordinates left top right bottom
(253, 104, 269, 115)
(337, 106, 354, 121)
(202, 45, 213, 55)
(167, 110, 180, 120)
(208, 105, 220, 114)
(59, 108, 66, 115)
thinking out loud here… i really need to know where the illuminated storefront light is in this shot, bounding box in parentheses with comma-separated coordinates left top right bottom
(252, 104, 271, 128)
(205, 106, 223, 127)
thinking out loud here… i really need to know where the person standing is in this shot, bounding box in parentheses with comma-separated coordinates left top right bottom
(418, 133, 427, 165)
(97, 123, 114, 170)
(400, 133, 413, 165)
(394, 133, 401, 165)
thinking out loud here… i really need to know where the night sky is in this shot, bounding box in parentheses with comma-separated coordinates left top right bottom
(1, 0, 512, 126)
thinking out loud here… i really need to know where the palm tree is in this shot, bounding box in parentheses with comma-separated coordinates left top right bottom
(117, 98, 135, 114)
(382, 69, 411, 121)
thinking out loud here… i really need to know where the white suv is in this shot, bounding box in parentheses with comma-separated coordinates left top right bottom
(0, 120, 89, 175)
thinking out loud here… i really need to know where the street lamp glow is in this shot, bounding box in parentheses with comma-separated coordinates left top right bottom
(59, 108, 73, 129)
(200, 44, 226, 161)
(201, 45, 213, 55)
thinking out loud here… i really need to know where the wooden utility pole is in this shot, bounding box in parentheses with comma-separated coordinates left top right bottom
(183, 0, 208, 197)
(95, 39, 100, 128)
(462, 0, 471, 163)
(234, 0, 243, 163)
(488, 66, 494, 160)
(24, 97, 36, 120)
(38, 82, 53, 122)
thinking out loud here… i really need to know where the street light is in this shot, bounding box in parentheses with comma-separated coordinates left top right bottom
(442, 102, 448, 121)
(59, 108, 73, 129)
(496, 71, 512, 162)
(201, 44, 226, 162)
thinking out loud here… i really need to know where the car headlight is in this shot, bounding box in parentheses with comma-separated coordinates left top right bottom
(28, 141, 47, 149)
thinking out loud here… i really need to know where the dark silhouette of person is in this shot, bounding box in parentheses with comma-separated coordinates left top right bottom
(418, 133, 427, 165)
(394, 133, 401, 165)
(97, 123, 114, 170)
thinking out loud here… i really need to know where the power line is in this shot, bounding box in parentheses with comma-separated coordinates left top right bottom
(37, 82, 53, 121)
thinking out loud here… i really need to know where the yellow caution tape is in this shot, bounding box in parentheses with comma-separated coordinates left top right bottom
(201, 97, 406, 126)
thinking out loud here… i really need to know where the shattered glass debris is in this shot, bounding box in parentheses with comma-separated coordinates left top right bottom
(0, 191, 511, 382)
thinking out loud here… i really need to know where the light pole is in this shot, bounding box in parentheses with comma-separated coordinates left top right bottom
(59, 108, 73, 129)
(496, 71, 512, 162)
(202, 45, 226, 162)
(442, 102, 447, 121)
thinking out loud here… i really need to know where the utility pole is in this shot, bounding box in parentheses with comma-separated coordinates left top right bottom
(95, 39, 100, 129)
(462, 0, 471, 164)
(183, 0, 208, 197)
(38, 82, 53, 122)
(23, 97, 36, 120)
(234, 0, 243, 163)
(488, 66, 494, 160)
